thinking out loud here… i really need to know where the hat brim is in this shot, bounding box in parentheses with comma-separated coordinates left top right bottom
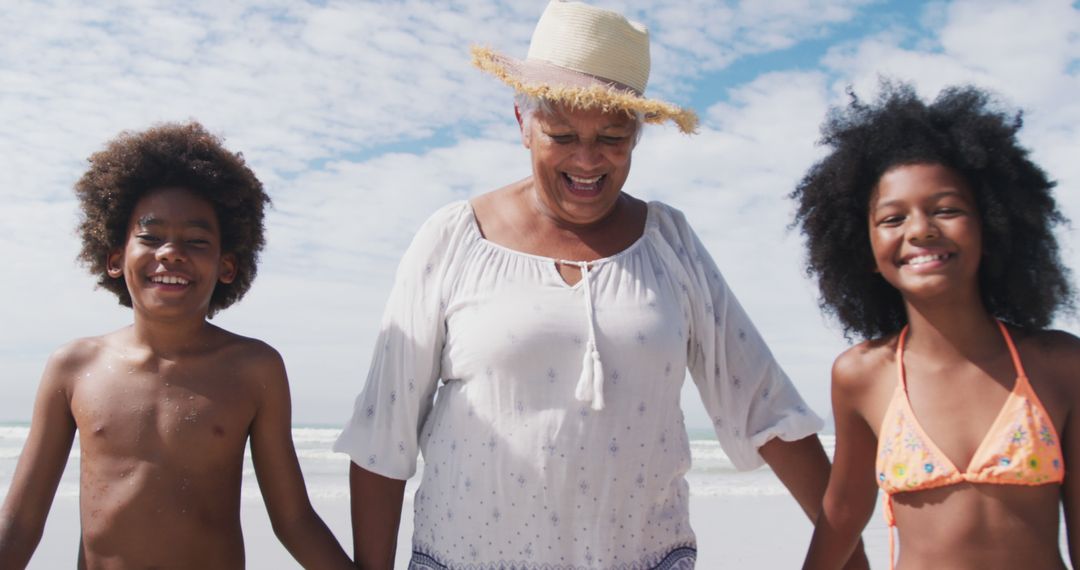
(471, 46, 699, 134)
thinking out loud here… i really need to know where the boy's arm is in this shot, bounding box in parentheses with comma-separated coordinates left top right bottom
(0, 350, 78, 568)
(349, 462, 406, 569)
(247, 346, 353, 569)
(801, 355, 879, 570)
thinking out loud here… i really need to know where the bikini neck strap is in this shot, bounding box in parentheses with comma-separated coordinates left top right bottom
(895, 319, 1026, 391)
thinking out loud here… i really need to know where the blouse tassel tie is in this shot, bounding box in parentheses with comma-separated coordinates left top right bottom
(568, 260, 605, 410)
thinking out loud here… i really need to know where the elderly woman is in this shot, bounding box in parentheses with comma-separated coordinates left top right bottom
(335, 2, 860, 568)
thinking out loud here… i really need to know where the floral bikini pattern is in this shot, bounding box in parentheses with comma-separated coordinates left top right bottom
(874, 322, 1064, 570)
(877, 406, 1061, 493)
(876, 322, 1064, 495)
(877, 408, 949, 491)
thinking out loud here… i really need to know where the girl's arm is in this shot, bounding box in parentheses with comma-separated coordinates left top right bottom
(1060, 339, 1080, 567)
(803, 353, 881, 570)
(1064, 408, 1080, 566)
(1029, 330, 1080, 566)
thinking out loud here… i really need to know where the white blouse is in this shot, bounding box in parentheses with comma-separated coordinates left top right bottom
(334, 200, 822, 569)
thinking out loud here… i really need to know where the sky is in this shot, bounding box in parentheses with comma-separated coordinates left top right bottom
(1, 0, 1078, 430)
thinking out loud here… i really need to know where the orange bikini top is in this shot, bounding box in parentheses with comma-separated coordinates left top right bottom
(875, 321, 1064, 569)
(876, 320, 1064, 495)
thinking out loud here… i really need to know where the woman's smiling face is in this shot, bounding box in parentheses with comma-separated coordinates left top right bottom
(521, 103, 638, 227)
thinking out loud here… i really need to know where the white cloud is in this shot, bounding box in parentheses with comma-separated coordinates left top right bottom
(1, 0, 1078, 430)
(937, 0, 1079, 93)
(820, 0, 1080, 319)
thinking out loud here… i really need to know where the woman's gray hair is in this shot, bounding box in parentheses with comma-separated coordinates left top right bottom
(515, 93, 645, 143)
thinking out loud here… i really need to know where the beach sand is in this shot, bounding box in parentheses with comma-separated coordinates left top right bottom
(23, 492, 891, 568)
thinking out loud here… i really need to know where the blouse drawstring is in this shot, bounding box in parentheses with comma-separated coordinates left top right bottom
(566, 260, 605, 410)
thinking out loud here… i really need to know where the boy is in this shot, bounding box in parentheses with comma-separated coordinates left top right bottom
(0, 122, 353, 569)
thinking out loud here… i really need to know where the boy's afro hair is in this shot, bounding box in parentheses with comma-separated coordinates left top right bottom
(791, 81, 1072, 340)
(75, 121, 270, 316)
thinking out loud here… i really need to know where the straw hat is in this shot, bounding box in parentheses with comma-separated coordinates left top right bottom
(471, 1, 699, 134)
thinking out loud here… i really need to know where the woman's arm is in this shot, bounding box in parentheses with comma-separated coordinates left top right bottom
(802, 354, 880, 570)
(349, 463, 406, 569)
(759, 434, 831, 519)
(334, 207, 462, 568)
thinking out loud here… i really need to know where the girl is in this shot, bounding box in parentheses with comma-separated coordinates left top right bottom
(793, 82, 1080, 569)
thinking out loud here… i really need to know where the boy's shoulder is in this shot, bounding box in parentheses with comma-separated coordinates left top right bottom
(47, 334, 116, 371)
(37, 333, 128, 394)
(199, 328, 290, 411)
(56, 325, 284, 373)
(202, 325, 285, 370)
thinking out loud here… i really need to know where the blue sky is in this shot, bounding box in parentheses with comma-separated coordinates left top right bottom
(1, 0, 1079, 430)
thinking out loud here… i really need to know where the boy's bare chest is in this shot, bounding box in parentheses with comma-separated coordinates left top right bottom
(70, 364, 257, 461)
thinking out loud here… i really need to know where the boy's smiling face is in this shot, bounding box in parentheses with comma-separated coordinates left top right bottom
(107, 187, 236, 321)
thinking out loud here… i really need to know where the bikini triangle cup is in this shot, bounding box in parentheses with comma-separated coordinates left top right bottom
(875, 320, 1064, 568)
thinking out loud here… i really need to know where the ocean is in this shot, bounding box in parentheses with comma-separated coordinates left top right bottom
(1, 424, 1064, 568)
(0, 424, 834, 502)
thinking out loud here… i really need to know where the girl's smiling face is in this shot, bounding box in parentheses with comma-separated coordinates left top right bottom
(868, 163, 983, 303)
